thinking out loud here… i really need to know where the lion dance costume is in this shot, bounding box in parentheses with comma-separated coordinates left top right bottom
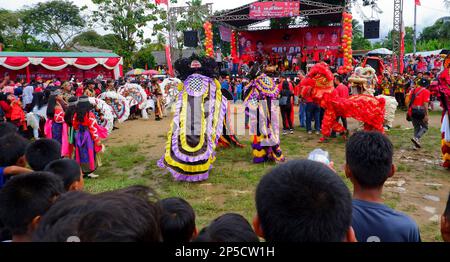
(439, 55, 450, 168)
(348, 66, 398, 130)
(301, 63, 385, 138)
(158, 55, 228, 182)
(243, 63, 284, 163)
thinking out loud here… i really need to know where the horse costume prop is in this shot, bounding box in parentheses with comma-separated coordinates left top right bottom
(98, 91, 130, 123)
(118, 83, 150, 119)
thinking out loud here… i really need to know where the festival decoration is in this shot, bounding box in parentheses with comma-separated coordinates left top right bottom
(118, 83, 151, 119)
(203, 21, 214, 58)
(231, 30, 238, 61)
(342, 12, 353, 73)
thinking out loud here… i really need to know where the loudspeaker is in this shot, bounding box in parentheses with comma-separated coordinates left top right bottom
(364, 20, 380, 39)
(183, 31, 199, 47)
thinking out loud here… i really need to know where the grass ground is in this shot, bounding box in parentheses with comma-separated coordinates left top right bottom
(84, 112, 450, 242)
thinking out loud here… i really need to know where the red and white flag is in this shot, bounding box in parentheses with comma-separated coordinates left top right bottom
(415, 0, 421, 6)
(156, 0, 168, 5)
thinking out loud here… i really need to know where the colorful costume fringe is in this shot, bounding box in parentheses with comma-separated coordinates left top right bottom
(218, 98, 244, 148)
(158, 74, 227, 182)
(439, 67, 450, 168)
(244, 74, 285, 163)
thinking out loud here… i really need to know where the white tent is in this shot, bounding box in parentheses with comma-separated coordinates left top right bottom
(367, 48, 393, 56)
(405, 49, 443, 57)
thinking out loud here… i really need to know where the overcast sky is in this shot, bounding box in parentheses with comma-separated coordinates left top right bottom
(1, 0, 450, 41)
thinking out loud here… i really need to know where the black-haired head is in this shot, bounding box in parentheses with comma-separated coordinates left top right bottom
(246, 62, 263, 80)
(174, 53, 219, 80)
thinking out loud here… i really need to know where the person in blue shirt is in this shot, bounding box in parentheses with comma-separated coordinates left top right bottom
(345, 131, 421, 242)
(236, 78, 243, 102)
(0, 133, 32, 189)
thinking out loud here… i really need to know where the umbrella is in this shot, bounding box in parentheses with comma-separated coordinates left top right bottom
(126, 68, 145, 76)
(142, 69, 160, 76)
(367, 48, 393, 56)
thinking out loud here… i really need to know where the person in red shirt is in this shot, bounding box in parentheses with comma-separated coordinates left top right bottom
(301, 47, 308, 73)
(408, 78, 431, 149)
(312, 45, 320, 63)
(434, 58, 443, 71)
(323, 47, 333, 65)
(330, 75, 349, 137)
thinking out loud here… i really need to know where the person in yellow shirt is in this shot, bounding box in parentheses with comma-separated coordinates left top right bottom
(394, 75, 406, 109)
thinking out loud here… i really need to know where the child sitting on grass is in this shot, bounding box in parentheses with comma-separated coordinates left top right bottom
(25, 139, 61, 171)
(44, 159, 84, 192)
(0, 172, 65, 242)
(158, 197, 197, 242)
(194, 213, 259, 242)
(0, 133, 32, 189)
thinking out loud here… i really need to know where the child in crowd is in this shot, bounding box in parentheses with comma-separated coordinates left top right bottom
(0, 172, 65, 242)
(441, 193, 450, 242)
(44, 159, 84, 192)
(345, 131, 421, 242)
(254, 160, 355, 242)
(0, 134, 32, 189)
(158, 197, 197, 242)
(25, 139, 61, 171)
(33, 186, 161, 242)
(194, 213, 259, 242)
(0, 122, 17, 138)
(72, 96, 105, 178)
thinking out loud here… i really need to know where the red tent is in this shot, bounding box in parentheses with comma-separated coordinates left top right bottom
(0, 52, 123, 82)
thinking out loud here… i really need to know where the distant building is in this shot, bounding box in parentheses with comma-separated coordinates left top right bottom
(71, 44, 113, 53)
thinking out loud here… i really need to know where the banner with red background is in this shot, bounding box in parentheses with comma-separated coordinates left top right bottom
(238, 26, 341, 63)
(249, 1, 300, 19)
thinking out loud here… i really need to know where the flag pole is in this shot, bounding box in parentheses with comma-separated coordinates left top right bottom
(413, 0, 417, 54)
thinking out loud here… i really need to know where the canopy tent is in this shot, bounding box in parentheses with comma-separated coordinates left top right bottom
(0, 52, 123, 82)
(367, 48, 393, 56)
(211, 0, 346, 30)
(405, 49, 443, 57)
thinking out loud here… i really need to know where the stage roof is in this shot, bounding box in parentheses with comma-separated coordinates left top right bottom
(211, 0, 346, 30)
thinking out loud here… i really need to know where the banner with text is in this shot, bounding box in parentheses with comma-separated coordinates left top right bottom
(238, 26, 341, 62)
(249, 1, 300, 19)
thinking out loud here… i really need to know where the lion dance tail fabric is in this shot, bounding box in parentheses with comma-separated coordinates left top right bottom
(158, 74, 227, 182)
(244, 74, 285, 164)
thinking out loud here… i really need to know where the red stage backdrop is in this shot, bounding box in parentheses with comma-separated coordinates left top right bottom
(238, 26, 341, 62)
(249, 1, 300, 19)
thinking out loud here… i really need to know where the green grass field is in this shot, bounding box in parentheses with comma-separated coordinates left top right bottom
(84, 126, 449, 242)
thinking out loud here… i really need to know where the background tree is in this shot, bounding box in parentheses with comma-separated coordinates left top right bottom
(133, 45, 157, 69)
(92, 0, 164, 68)
(27, 0, 86, 49)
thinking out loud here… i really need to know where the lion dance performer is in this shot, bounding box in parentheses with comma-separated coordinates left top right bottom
(243, 63, 284, 163)
(158, 54, 228, 182)
(302, 63, 385, 139)
(439, 55, 450, 169)
(348, 66, 398, 130)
